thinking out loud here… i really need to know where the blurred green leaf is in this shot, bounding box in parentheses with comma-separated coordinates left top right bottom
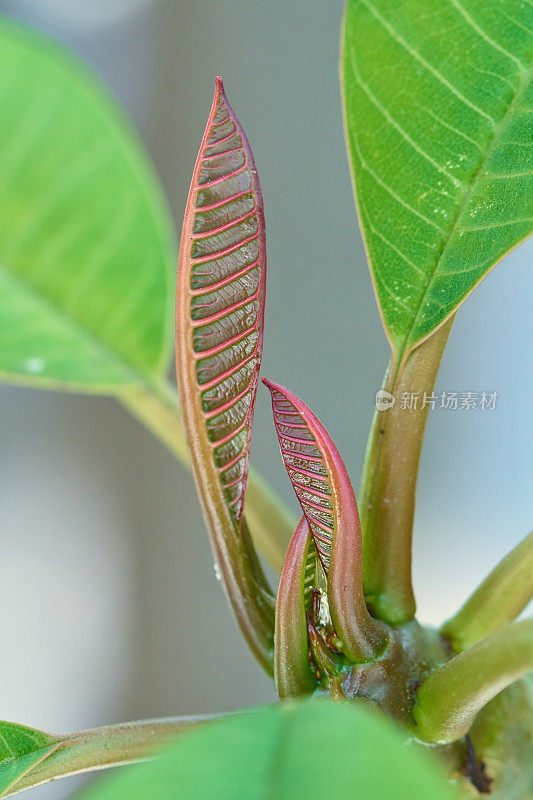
(80, 700, 460, 800)
(0, 19, 174, 392)
(342, 0, 533, 373)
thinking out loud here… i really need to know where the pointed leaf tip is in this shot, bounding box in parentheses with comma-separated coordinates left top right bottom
(263, 379, 357, 574)
(177, 79, 266, 525)
(176, 73, 271, 672)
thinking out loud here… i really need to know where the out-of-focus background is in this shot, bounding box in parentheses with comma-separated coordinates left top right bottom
(0, 1, 531, 796)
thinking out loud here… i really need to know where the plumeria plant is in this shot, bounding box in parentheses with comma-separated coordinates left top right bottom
(0, 2, 531, 799)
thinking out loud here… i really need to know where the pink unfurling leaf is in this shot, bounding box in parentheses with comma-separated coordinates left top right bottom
(262, 379, 355, 574)
(263, 379, 388, 662)
(175, 79, 273, 673)
(177, 76, 265, 524)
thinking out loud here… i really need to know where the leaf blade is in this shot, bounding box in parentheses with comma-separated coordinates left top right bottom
(263, 379, 388, 662)
(176, 77, 266, 526)
(175, 78, 274, 673)
(342, 0, 533, 370)
(0, 19, 174, 391)
(263, 380, 353, 574)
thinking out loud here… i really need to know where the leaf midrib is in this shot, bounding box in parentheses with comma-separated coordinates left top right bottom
(396, 61, 533, 376)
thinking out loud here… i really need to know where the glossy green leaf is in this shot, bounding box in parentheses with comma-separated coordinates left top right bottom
(0, 19, 174, 392)
(80, 701, 460, 800)
(342, 0, 533, 372)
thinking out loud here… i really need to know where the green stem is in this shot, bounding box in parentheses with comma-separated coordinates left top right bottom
(359, 318, 453, 624)
(413, 618, 533, 744)
(117, 379, 296, 573)
(6, 715, 213, 798)
(442, 530, 533, 653)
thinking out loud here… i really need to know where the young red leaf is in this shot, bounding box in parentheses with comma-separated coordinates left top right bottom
(175, 78, 273, 673)
(274, 517, 318, 699)
(263, 379, 388, 662)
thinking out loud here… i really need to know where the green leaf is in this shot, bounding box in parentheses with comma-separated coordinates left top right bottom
(0, 19, 174, 392)
(0, 721, 59, 797)
(80, 701, 460, 800)
(0, 20, 297, 583)
(342, 0, 533, 372)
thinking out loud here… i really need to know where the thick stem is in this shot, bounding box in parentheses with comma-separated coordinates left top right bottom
(413, 619, 533, 744)
(359, 318, 454, 624)
(442, 530, 533, 653)
(117, 379, 295, 573)
(6, 716, 213, 798)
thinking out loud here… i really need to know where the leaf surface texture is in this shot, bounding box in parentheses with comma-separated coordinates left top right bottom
(0, 21, 174, 391)
(342, 0, 533, 368)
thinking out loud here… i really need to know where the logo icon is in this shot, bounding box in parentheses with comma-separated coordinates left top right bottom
(375, 390, 395, 411)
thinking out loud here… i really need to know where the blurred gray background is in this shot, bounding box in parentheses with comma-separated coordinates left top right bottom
(0, 1, 531, 796)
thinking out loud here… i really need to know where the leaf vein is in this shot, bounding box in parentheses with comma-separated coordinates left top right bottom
(360, 0, 497, 125)
(349, 48, 463, 189)
(449, 0, 526, 70)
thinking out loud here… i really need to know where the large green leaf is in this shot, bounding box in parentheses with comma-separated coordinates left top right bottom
(342, 0, 533, 372)
(81, 701, 460, 800)
(0, 19, 174, 392)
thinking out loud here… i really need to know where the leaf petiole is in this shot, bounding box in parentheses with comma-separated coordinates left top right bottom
(413, 618, 533, 744)
(1, 715, 216, 798)
(359, 317, 453, 624)
(442, 529, 533, 653)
